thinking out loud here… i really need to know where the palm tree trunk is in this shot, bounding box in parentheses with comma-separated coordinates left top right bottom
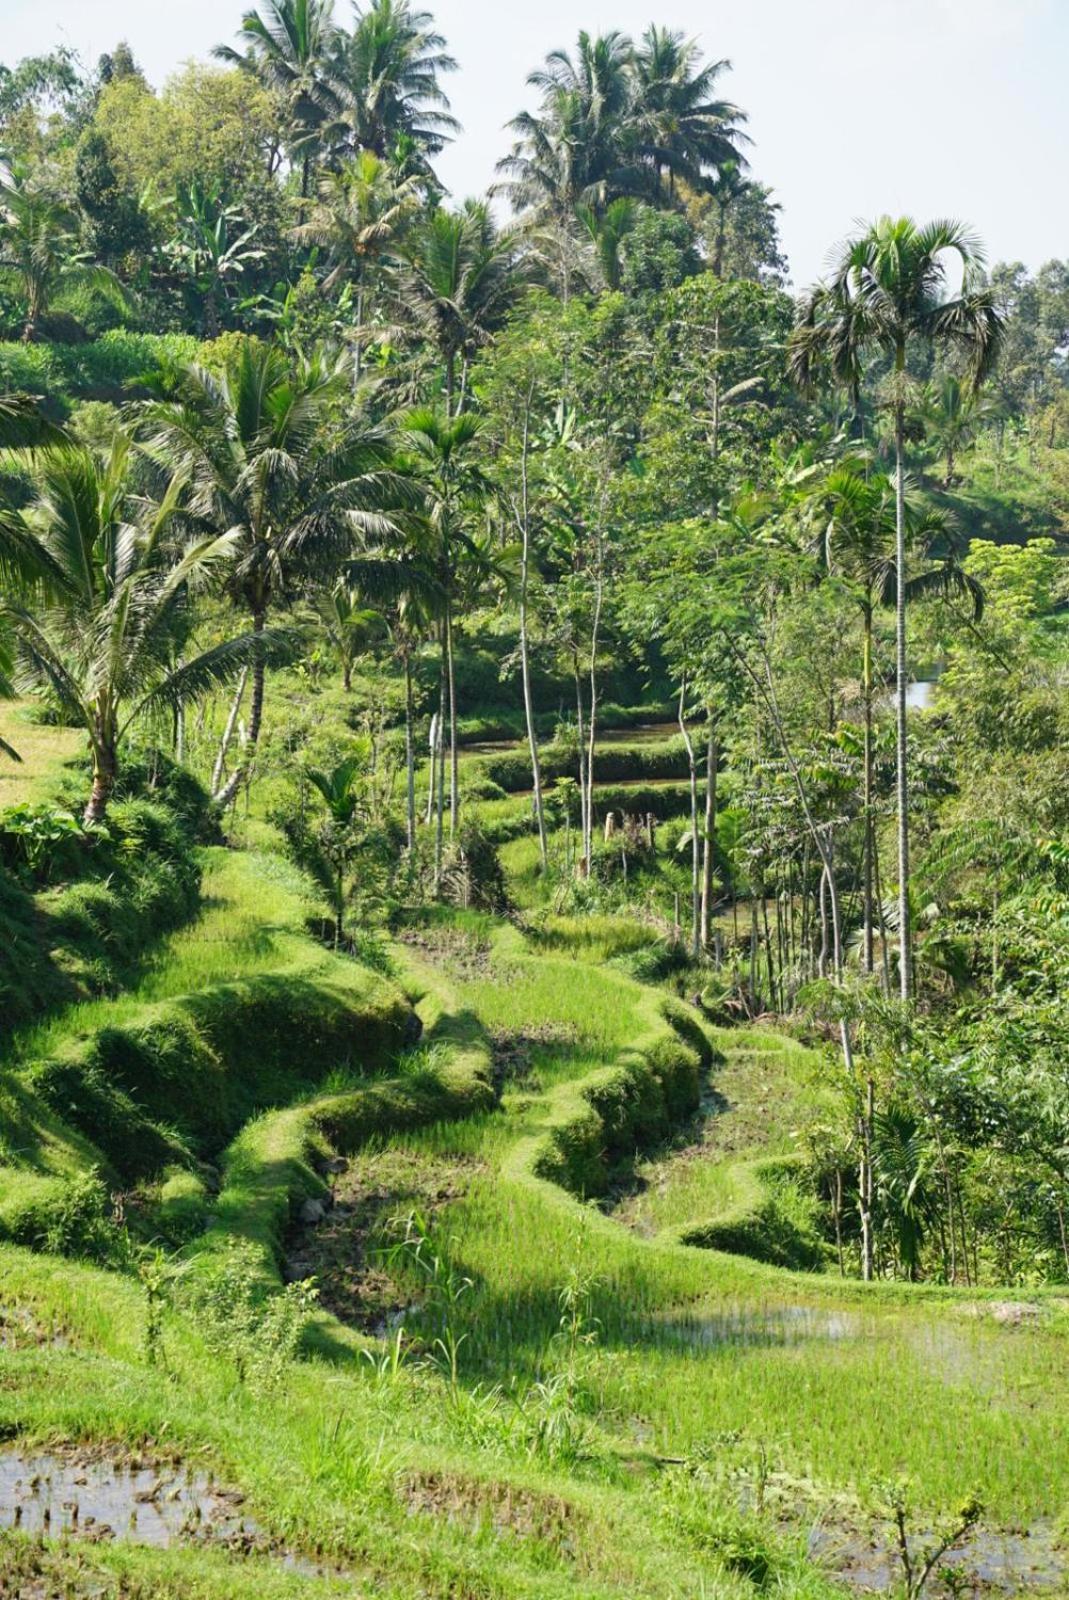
(84, 736, 117, 826)
(518, 455, 548, 871)
(862, 598, 874, 975)
(215, 607, 265, 808)
(894, 395, 912, 1001)
(700, 715, 718, 951)
(404, 649, 416, 853)
(677, 684, 700, 959)
(446, 602, 458, 838)
(434, 645, 446, 893)
(211, 668, 248, 797)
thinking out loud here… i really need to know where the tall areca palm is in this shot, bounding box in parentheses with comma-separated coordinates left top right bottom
(789, 217, 1003, 1001)
(801, 461, 981, 981)
(630, 26, 748, 197)
(329, 0, 458, 175)
(0, 438, 258, 822)
(399, 202, 524, 414)
(398, 408, 492, 865)
(293, 151, 421, 385)
(144, 341, 412, 804)
(216, 0, 339, 195)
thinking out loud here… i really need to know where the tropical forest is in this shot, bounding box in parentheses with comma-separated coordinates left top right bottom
(0, 3, 1067, 1596)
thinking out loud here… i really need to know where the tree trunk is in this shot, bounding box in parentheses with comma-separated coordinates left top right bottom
(517, 397, 548, 870)
(677, 684, 700, 958)
(862, 598, 874, 975)
(216, 610, 266, 808)
(894, 392, 912, 1001)
(584, 537, 605, 872)
(404, 650, 416, 854)
(212, 614, 262, 812)
(700, 717, 718, 951)
(84, 738, 117, 826)
(574, 663, 588, 877)
(211, 668, 248, 797)
(860, 1076, 875, 1282)
(445, 602, 458, 838)
(434, 640, 446, 892)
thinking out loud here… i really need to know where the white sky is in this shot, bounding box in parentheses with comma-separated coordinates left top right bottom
(2, 0, 1064, 284)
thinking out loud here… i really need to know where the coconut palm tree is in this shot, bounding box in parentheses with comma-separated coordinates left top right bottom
(292, 151, 422, 385)
(0, 437, 264, 822)
(629, 26, 748, 198)
(398, 202, 525, 413)
(329, 0, 458, 177)
(143, 341, 413, 804)
(216, 0, 339, 195)
(789, 217, 1003, 1000)
(495, 32, 637, 231)
(0, 168, 127, 342)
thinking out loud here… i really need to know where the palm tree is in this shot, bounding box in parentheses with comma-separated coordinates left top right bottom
(398, 202, 524, 413)
(0, 168, 126, 341)
(216, 0, 339, 196)
(801, 460, 982, 981)
(292, 151, 421, 385)
(789, 217, 1003, 1001)
(575, 197, 637, 292)
(317, 582, 383, 690)
(495, 31, 637, 237)
(143, 341, 412, 805)
(329, 0, 458, 177)
(398, 408, 492, 867)
(629, 26, 748, 197)
(0, 437, 260, 823)
(918, 373, 993, 488)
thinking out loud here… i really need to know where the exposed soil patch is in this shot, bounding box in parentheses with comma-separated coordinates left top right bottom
(401, 1468, 581, 1554)
(285, 1147, 484, 1333)
(396, 924, 505, 982)
(0, 1308, 66, 1352)
(489, 1023, 580, 1089)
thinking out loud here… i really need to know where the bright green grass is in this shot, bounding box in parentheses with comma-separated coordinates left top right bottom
(0, 700, 84, 807)
(3, 851, 1069, 1596)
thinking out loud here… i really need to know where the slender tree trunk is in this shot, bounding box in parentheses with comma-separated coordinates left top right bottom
(211, 668, 248, 797)
(215, 608, 266, 807)
(446, 603, 458, 838)
(352, 287, 364, 394)
(584, 535, 605, 872)
(574, 663, 588, 877)
(678, 684, 700, 958)
(700, 715, 718, 950)
(860, 1077, 875, 1282)
(434, 639, 446, 892)
(404, 650, 416, 853)
(894, 388, 912, 1001)
(862, 598, 874, 975)
(517, 394, 547, 869)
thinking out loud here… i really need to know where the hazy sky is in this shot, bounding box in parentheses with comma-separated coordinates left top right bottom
(3, 0, 1065, 284)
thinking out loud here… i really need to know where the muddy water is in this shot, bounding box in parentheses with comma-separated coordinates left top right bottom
(0, 1451, 251, 1545)
(813, 1519, 1065, 1593)
(652, 1303, 863, 1348)
(0, 1448, 353, 1579)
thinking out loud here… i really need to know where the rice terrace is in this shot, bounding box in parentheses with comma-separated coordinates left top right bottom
(0, 1, 1067, 1595)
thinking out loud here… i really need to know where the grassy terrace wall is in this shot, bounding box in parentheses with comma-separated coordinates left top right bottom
(0, 851, 422, 1249)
